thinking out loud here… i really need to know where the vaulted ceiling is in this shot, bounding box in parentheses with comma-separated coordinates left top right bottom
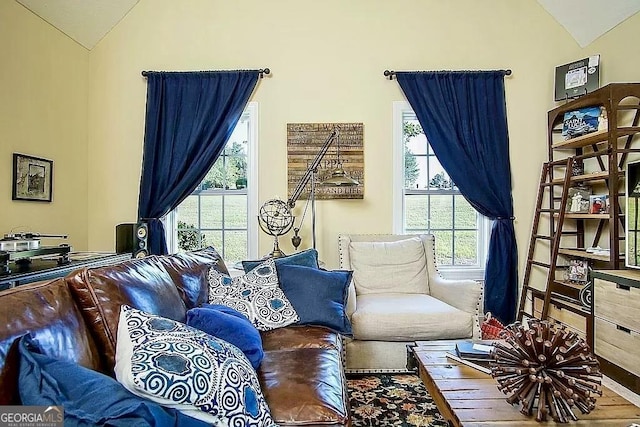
(14, 0, 640, 50)
(15, 0, 139, 50)
(536, 0, 640, 47)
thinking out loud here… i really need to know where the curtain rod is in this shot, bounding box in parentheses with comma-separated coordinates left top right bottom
(141, 68, 271, 78)
(383, 69, 512, 80)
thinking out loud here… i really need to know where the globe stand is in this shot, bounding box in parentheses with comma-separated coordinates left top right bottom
(270, 236, 286, 258)
(257, 198, 294, 259)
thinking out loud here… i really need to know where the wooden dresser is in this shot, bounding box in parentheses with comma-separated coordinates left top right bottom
(592, 269, 640, 394)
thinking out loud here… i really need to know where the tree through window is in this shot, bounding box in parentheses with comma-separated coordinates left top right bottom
(395, 103, 488, 276)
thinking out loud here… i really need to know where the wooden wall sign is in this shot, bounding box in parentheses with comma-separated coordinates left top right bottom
(287, 122, 364, 201)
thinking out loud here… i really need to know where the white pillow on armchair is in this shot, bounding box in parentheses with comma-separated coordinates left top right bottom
(348, 236, 430, 295)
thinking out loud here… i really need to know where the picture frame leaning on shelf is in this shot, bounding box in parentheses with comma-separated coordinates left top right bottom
(567, 186, 591, 213)
(565, 259, 589, 284)
(589, 194, 610, 214)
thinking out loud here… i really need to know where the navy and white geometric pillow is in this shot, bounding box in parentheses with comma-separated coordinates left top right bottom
(208, 258, 299, 331)
(114, 305, 276, 427)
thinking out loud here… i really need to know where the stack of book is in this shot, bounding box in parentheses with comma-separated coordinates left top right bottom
(455, 341, 494, 363)
(444, 341, 496, 374)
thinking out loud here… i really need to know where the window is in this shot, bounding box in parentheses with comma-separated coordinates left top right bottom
(165, 102, 258, 262)
(393, 101, 489, 279)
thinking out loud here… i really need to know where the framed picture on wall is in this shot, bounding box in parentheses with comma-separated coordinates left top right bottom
(12, 153, 53, 202)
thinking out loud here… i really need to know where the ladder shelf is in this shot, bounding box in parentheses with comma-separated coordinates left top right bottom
(517, 83, 640, 347)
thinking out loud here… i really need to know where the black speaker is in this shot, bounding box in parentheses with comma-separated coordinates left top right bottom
(115, 223, 135, 254)
(134, 222, 149, 258)
(115, 222, 149, 258)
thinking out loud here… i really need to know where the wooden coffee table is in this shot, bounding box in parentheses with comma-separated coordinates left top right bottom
(411, 340, 640, 426)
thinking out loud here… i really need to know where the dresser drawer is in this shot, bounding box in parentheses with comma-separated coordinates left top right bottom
(595, 317, 640, 378)
(547, 303, 587, 336)
(531, 297, 587, 339)
(594, 278, 640, 331)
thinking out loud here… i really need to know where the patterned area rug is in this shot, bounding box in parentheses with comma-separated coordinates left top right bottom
(348, 374, 449, 426)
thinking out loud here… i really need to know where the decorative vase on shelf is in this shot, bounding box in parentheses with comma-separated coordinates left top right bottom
(571, 158, 585, 176)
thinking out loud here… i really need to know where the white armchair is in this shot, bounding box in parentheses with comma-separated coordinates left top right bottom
(338, 233, 484, 372)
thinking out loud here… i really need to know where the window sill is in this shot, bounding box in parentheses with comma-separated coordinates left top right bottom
(439, 268, 485, 281)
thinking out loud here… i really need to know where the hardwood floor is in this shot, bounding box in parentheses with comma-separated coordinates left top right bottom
(604, 376, 640, 407)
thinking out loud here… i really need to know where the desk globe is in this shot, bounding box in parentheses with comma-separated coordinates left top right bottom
(257, 198, 294, 258)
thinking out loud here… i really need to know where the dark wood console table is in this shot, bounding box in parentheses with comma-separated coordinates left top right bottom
(0, 252, 132, 291)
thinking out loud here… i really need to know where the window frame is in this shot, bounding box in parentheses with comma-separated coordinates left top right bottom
(164, 102, 258, 261)
(392, 101, 490, 280)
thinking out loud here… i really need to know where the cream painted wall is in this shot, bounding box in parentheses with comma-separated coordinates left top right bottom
(87, 0, 640, 278)
(1, 1, 89, 250)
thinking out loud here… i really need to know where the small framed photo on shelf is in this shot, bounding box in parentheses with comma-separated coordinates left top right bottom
(567, 186, 591, 213)
(565, 259, 589, 284)
(562, 106, 603, 140)
(589, 194, 609, 214)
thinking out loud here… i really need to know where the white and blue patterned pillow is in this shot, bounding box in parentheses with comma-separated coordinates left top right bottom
(208, 258, 299, 331)
(114, 305, 276, 426)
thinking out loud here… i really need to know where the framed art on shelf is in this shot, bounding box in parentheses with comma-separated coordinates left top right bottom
(12, 153, 53, 202)
(566, 259, 589, 284)
(566, 186, 591, 213)
(561, 106, 604, 140)
(589, 194, 609, 214)
(554, 55, 600, 101)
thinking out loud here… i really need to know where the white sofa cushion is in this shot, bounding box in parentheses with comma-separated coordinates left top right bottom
(349, 237, 429, 295)
(351, 293, 473, 341)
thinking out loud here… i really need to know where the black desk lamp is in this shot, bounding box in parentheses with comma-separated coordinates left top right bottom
(287, 126, 359, 250)
(257, 126, 359, 257)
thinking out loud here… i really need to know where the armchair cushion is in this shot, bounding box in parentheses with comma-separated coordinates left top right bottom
(348, 237, 429, 295)
(350, 293, 473, 341)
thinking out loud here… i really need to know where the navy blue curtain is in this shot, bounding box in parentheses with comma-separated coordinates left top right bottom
(138, 71, 259, 255)
(396, 71, 518, 324)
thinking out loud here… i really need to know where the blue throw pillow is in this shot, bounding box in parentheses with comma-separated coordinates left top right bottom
(18, 335, 210, 427)
(241, 248, 319, 273)
(187, 304, 264, 369)
(276, 265, 353, 336)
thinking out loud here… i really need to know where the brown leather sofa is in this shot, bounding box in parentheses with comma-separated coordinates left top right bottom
(0, 249, 351, 426)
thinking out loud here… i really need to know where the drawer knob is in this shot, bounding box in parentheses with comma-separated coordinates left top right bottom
(616, 325, 632, 334)
(616, 284, 631, 291)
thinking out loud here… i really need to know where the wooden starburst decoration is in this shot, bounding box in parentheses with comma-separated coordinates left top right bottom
(490, 319, 602, 423)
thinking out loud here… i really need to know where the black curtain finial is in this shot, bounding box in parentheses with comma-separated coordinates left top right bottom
(259, 68, 270, 78)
